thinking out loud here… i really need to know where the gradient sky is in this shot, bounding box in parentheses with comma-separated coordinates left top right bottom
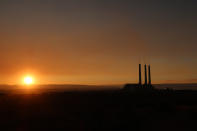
(0, 0, 196, 85)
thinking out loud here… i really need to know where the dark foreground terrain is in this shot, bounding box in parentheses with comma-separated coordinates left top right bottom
(0, 89, 197, 131)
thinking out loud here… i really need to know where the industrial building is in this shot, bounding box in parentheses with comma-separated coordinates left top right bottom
(124, 64, 153, 91)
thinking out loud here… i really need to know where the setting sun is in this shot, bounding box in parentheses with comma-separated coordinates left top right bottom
(24, 76, 34, 85)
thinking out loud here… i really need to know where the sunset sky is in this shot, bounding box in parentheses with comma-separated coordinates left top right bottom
(0, 0, 196, 85)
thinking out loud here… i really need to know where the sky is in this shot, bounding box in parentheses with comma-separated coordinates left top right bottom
(0, 0, 196, 85)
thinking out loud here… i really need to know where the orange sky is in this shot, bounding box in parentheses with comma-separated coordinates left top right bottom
(0, 0, 196, 85)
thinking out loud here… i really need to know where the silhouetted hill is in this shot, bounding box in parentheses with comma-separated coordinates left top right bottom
(155, 83, 197, 90)
(0, 84, 122, 94)
(0, 84, 196, 94)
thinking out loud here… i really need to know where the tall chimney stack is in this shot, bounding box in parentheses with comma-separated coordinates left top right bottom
(144, 64, 147, 87)
(148, 65, 151, 87)
(139, 64, 142, 86)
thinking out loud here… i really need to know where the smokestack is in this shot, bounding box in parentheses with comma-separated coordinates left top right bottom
(144, 64, 147, 87)
(148, 65, 151, 87)
(139, 64, 142, 86)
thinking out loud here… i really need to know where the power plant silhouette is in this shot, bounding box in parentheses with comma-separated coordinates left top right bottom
(124, 64, 153, 91)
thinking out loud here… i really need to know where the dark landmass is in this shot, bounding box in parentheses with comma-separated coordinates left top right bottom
(0, 84, 122, 94)
(0, 83, 196, 94)
(0, 86, 196, 131)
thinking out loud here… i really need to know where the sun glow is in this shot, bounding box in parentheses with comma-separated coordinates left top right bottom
(23, 76, 34, 85)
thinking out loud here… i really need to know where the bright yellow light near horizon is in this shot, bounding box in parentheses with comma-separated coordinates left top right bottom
(23, 76, 34, 85)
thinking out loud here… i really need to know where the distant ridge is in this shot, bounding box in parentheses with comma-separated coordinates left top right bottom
(154, 83, 197, 90)
(0, 84, 122, 94)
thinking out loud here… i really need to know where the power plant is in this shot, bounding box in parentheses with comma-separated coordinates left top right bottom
(124, 64, 153, 91)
